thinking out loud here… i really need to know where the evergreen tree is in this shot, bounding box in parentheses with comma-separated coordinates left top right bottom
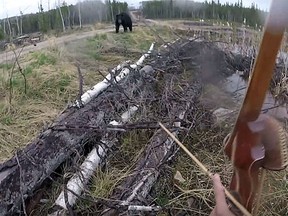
(0, 0, 128, 37)
(141, 0, 267, 28)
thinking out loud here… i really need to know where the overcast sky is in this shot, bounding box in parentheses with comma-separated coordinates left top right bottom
(0, 0, 271, 19)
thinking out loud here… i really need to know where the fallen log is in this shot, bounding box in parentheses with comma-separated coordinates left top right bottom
(53, 105, 139, 211)
(101, 126, 183, 215)
(101, 96, 199, 215)
(0, 44, 155, 216)
(75, 43, 155, 107)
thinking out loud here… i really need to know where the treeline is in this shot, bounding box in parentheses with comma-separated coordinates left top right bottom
(141, 0, 267, 28)
(0, 0, 128, 40)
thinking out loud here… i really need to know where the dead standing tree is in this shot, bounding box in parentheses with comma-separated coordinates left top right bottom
(78, 1, 82, 29)
(58, 0, 66, 32)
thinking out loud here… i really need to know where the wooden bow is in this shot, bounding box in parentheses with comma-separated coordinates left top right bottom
(223, 0, 288, 214)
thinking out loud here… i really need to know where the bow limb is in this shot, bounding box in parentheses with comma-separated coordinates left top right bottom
(224, 0, 288, 214)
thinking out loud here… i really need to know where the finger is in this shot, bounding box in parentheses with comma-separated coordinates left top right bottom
(212, 174, 230, 211)
(209, 208, 216, 216)
(212, 174, 226, 204)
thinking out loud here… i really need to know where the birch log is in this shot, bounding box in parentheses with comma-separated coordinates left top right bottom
(75, 43, 155, 107)
(54, 105, 139, 210)
(0, 50, 153, 216)
(102, 102, 191, 216)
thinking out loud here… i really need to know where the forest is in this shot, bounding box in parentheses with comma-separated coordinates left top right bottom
(0, 0, 128, 40)
(141, 0, 267, 28)
(0, 0, 267, 41)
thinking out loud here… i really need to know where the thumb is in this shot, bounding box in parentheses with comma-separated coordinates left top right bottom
(212, 174, 230, 211)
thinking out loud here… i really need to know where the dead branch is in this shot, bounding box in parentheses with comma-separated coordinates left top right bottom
(9, 62, 16, 105)
(8, 46, 25, 104)
(101, 101, 192, 215)
(98, 69, 131, 101)
(50, 119, 183, 132)
(142, 20, 172, 50)
(76, 63, 84, 108)
(169, 26, 185, 41)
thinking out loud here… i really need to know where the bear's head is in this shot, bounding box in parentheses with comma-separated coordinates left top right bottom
(116, 14, 122, 24)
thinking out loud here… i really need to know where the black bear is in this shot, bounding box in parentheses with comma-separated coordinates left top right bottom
(115, 12, 132, 33)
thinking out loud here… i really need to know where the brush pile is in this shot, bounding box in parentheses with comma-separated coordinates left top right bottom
(1, 37, 287, 216)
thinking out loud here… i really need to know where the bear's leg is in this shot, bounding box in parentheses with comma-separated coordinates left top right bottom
(116, 24, 120, 33)
(123, 25, 128, 32)
(129, 25, 132, 32)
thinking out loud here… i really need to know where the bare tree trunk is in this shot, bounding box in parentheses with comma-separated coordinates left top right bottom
(3, 19, 6, 35)
(6, 16, 12, 40)
(105, 11, 108, 21)
(15, 16, 20, 36)
(78, 1, 82, 28)
(117, 4, 120, 14)
(67, 5, 71, 29)
(72, 11, 75, 27)
(98, 5, 103, 22)
(110, 1, 114, 22)
(20, 12, 23, 35)
(58, 4, 66, 32)
(100, 10, 103, 22)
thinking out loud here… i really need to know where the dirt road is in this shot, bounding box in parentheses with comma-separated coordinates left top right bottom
(0, 27, 114, 64)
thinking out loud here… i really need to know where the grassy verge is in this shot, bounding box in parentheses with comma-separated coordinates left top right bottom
(0, 26, 171, 162)
(0, 48, 79, 161)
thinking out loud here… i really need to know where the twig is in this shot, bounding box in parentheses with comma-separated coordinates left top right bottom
(169, 26, 185, 40)
(98, 70, 131, 101)
(8, 46, 25, 104)
(158, 122, 252, 216)
(15, 152, 28, 216)
(12, 49, 26, 94)
(233, 86, 246, 93)
(128, 205, 161, 212)
(51, 119, 182, 132)
(51, 124, 179, 132)
(262, 104, 281, 113)
(76, 63, 84, 108)
(179, 36, 205, 49)
(9, 62, 16, 105)
(206, 40, 229, 44)
(142, 20, 172, 50)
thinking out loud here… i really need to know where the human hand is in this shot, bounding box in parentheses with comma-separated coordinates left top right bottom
(210, 174, 235, 216)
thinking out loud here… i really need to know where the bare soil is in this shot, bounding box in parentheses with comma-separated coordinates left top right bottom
(0, 27, 114, 64)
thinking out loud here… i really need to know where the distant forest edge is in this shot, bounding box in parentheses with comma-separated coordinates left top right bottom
(142, 0, 267, 28)
(0, 0, 267, 40)
(0, 0, 128, 40)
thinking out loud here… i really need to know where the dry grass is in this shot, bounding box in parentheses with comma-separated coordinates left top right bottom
(156, 122, 288, 215)
(0, 48, 79, 162)
(0, 24, 178, 215)
(0, 25, 175, 163)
